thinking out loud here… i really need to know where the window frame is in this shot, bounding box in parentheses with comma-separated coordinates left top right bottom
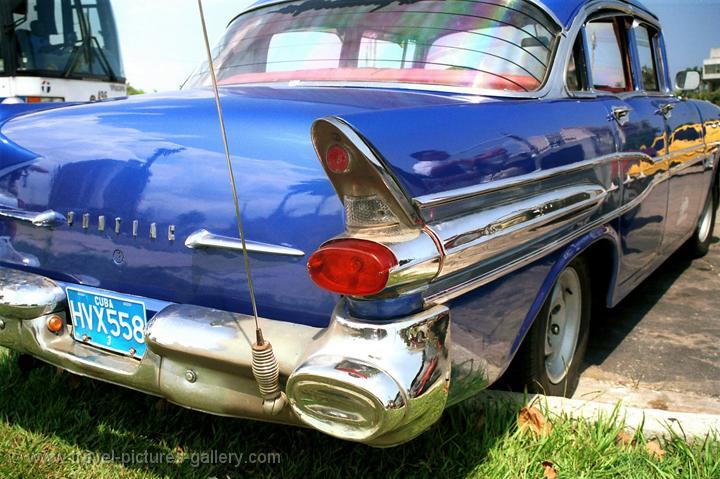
(583, 15, 634, 94)
(564, 10, 672, 99)
(188, 0, 564, 98)
(629, 20, 663, 94)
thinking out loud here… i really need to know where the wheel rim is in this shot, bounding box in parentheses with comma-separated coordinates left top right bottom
(698, 193, 713, 244)
(544, 267, 583, 385)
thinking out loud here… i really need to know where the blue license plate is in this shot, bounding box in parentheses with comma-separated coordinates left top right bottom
(66, 287, 147, 359)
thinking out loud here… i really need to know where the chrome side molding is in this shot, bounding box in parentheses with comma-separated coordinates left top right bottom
(0, 208, 66, 228)
(185, 229, 305, 257)
(414, 152, 648, 212)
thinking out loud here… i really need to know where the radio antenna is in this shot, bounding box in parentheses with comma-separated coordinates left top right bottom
(196, 0, 285, 414)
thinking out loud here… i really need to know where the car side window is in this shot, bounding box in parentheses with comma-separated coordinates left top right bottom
(586, 19, 632, 93)
(634, 24, 660, 92)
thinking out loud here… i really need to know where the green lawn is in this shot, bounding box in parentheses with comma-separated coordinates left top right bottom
(0, 349, 718, 479)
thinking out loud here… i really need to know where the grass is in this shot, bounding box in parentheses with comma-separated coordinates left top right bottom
(0, 349, 718, 479)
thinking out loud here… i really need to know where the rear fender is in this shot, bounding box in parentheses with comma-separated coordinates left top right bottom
(509, 225, 621, 356)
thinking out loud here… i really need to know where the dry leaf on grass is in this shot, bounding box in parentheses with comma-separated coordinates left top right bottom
(542, 460, 558, 479)
(646, 440, 666, 460)
(518, 406, 553, 437)
(615, 430, 636, 447)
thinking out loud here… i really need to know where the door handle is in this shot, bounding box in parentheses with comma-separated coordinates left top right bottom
(656, 103, 675, 119)
(0, 208, 66, 228)
(611, 106, 632, 126)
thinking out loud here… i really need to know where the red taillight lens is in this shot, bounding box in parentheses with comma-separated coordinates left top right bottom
(308, 239, 397, 296)
(326, 144, 351, 173)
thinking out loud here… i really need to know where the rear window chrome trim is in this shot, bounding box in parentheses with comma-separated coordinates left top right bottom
(232, 0, 564, 31)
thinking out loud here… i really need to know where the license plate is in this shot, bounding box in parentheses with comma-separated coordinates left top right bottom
(66, 287, 147, 359)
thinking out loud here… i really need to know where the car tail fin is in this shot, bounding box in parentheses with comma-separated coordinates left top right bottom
(309, 118, 443, 300)
(312, 117, 422, 232)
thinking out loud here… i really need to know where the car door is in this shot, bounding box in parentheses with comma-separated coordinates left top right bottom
(580, 16, 669, 288)
(624, 22, 708, 253)
(660, 99, 708, 251)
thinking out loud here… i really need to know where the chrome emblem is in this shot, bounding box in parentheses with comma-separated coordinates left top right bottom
(112, 249, 124, 265)
(66, 211, 176, 241)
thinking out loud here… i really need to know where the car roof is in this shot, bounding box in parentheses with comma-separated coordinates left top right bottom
(542, 0, 655, 27)
(241, 0, 657, 28)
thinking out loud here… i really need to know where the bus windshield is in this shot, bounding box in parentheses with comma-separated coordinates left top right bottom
(3, 0, 124, 81)
(186, 0, 560, 93)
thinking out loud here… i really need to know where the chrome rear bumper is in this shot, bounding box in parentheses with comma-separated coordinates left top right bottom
(0, 267, 476, 446)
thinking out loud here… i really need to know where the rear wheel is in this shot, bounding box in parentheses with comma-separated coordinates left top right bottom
(509, 257, 591, 397)
(686, 182, 718, 258)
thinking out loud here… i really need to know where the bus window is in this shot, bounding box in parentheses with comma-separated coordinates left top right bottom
(10, 0, 123, 80)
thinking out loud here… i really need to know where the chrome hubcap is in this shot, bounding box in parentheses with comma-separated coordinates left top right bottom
(698, 194, 713, 244)
(544, 267, 582, 384)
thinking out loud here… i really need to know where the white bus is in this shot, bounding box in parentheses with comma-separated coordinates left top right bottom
(0, 0, 126, 104)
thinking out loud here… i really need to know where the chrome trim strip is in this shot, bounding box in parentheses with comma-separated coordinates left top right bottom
(425, 167, 662, 305)
(232, 0, 564, 32)
(0, 208, 66, 228)
(414, 153, 635, 209)
(441, 185, 606, 249)
(244, 80, 547, 100)
(435, 184, 608, 276)
(185, 229, 305, 257)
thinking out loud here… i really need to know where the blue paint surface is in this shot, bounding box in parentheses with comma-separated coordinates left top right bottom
(0, 0, 717, 387)
(0, 86, 464, 327)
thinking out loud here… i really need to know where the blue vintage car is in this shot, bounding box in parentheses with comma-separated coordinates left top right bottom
(0, 0, 718, 447)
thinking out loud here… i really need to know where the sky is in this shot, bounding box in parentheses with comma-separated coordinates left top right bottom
(111, 0, 720, 93)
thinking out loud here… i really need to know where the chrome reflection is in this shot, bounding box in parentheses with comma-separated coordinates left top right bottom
(0, 207, 66, 228)
(185, 228, 305, 257)
(0, 267, 463, 446)
(435, 184, 608, 277)
(287, 301, 451, 446)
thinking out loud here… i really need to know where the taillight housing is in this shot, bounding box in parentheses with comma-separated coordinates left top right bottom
(311, 118, 422, 230)
(308, 239, 397, 296)
(326, 144, 351, 173)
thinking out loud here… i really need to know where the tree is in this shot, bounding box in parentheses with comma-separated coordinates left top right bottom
(126, 84, 145, 96)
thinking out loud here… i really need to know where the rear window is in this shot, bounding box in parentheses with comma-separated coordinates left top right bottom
(187, 0, 561, 93)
